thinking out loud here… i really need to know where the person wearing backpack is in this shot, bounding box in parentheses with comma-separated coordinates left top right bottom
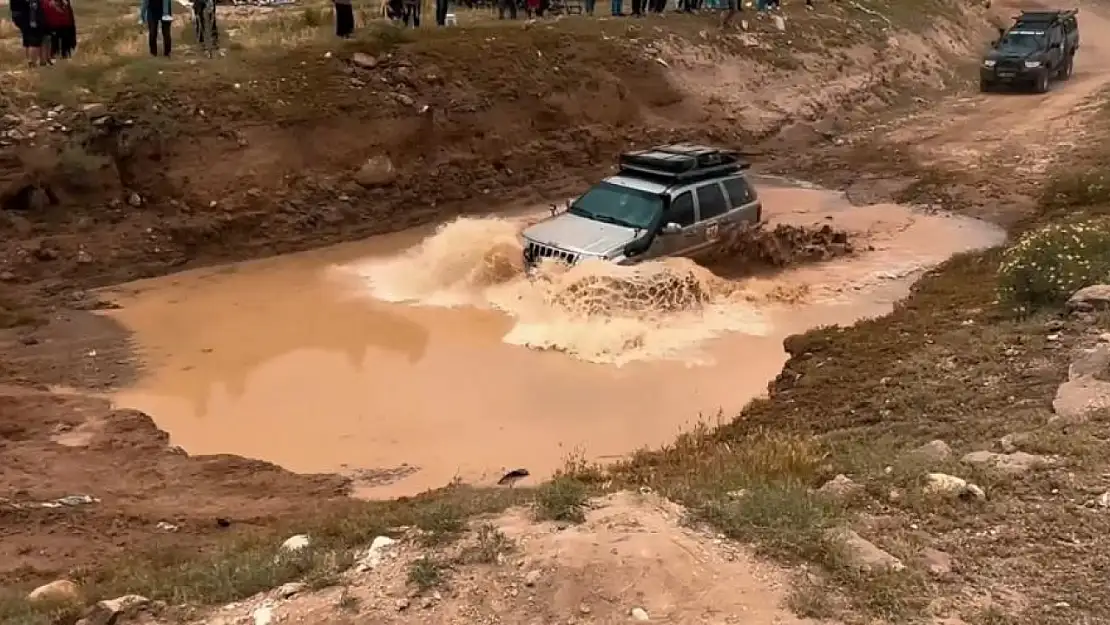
(140, 0, 173, 57)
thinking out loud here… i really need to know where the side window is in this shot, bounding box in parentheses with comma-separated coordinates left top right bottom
(696, 183, 728, 220)
(722, 177, 754, 208)
(667, 192, 696, 227)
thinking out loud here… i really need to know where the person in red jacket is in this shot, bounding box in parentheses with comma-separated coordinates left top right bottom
(41, 0, 76, 61)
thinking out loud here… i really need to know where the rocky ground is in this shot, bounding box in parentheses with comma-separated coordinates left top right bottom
(5, 0, 1110, 624)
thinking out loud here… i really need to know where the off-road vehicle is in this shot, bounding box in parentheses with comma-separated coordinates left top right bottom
(521, 144, 762, 268)
(980, 9, 1079, 93)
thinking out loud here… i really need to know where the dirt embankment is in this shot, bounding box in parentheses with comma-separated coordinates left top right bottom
(0, 0, 998, 602)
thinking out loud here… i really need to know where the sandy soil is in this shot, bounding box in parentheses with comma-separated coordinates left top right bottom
(196, 492, 826, 625)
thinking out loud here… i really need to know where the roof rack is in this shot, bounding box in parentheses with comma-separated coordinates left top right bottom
(618, 144, 750, 183)
(1013, 8, 1077, 24)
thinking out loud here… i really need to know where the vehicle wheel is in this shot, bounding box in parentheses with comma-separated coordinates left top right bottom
(980, 79, 993, 93)
(1034, 72, 1050, 94)
(1060, 56, 1074, 80)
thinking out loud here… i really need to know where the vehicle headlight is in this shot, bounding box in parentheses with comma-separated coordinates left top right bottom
(982, 59, 996, 68)
(1024, 60, 1042, 68)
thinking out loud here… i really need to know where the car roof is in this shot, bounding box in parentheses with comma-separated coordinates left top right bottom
(603, 173, 743, 195)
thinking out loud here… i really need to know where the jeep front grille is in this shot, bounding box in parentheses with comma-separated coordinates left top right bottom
(524, 241, 580, 267)
(996, 60, 1022, 72)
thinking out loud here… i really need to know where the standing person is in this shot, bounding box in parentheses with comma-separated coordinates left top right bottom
(401, 0, 420, 27)
(193, 0, 219, 55)
(42, 0, 76, 60)
(140, 0, 172, 57)
(497, 0, 517, 19)
(333, 0, 354, 37)
(610, 0, 620, 16)
(10, 0, 46, 66)
(583, 0, 594, 15)
(629, 0, 642, 16)
(434, 0, 448, 26)
(720, 0, 739, 26)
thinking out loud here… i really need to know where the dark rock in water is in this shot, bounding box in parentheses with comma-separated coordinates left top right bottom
(498, 468, 530, 486)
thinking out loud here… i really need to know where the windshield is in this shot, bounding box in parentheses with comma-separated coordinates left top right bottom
(997, 31, 1046, 53)
(569, 181, 664, 230)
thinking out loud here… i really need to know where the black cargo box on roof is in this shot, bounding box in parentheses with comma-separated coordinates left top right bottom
(1013, 8, 1077, 25)
(618, 144, 749, 183)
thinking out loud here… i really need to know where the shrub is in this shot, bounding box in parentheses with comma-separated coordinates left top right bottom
(1040, 168, 1110, 212)
(997, 219, 1110, 311)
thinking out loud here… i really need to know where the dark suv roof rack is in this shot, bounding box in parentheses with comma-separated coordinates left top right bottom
(1013, 8, 1077, 25)
(618, 144, 750, 183)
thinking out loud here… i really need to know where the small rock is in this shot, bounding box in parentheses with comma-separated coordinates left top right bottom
(395, 598, 410, 611)
(1070, 344, 1110, 381)
(155, 521, 178, 532)
(630, 607, 650, 621)
(1067, 285, 1110, 312)
(0, 271, 16, 282)
(578, 603, 592, 615)
(907, 439, 953, 464)
(920, 547, 953, 576)
(81, 103, 108, 118)
(354, 535, 397, 572)
(998, 432, 1031, 453)
(277, 582, 306, 598)
(354, 155, 397, 188)
(127, 192, 142, 207)
(76, 250, 93, 264)
(392, 92, 415, 107)
(523, 569, 542, 587)
(961, 450, 1053, 475)
(824, 528, 904, 573)
(1095, 491, 1110, 508)
(78, 594, 151, 625)
(817, 474, 863, 498)
(280, 534, 311, 552)
(924, 473, 986, 500)
(772, 14, 785, 30)
(351, 52, 379, 69)
(252, 604, 273, 625)
(28, 579, 80, 603)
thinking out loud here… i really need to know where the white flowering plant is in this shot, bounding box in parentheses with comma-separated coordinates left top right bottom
(997, 218, 1110, 311)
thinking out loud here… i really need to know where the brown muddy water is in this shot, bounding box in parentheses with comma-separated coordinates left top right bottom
(100, 182, 1005, 498)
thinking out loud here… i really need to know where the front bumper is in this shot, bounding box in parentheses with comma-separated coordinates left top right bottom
(980, 65, 1042, 85)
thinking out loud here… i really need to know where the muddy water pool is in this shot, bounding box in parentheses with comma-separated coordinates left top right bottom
(101, 181, 1005, 497)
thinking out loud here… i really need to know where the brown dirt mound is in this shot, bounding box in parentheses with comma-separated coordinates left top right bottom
(0, 391, 352, 588)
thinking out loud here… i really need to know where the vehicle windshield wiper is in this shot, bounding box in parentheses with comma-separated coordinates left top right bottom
(584, 212, 639, 229)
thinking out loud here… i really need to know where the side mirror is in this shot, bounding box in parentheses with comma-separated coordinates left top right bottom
(661, 222, 682, 235)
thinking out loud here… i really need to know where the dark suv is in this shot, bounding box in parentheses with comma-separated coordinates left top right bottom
(980, 9, 1079, 93)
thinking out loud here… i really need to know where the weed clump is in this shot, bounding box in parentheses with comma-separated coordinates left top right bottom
(997, 218, 1110, 311)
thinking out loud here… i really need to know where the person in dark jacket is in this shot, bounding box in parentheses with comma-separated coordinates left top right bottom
(140, 0, 173, 57)
(9, 0, 47, 66)
(497, 0, 517, 19)
(193, 0, 219, 55)
(333, 0, 354, 37)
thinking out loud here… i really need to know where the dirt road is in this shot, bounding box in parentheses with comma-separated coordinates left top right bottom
(880, 0, 1110, 177)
